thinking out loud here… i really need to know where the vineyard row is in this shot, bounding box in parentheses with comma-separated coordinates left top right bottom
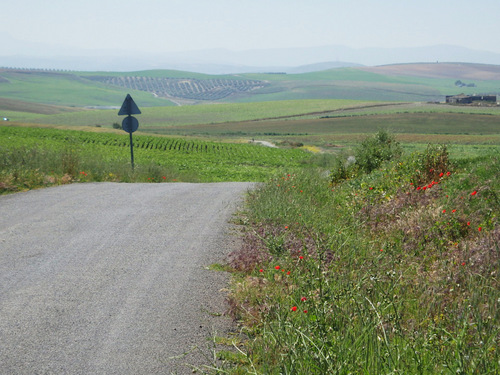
(85, 76, 268, 100)
(1, 127, 307, 165)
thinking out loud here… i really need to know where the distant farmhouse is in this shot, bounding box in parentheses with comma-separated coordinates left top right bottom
(445, 94, 497, 105)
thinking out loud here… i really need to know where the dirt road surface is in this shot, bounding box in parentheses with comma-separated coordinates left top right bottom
(0, 182, 254, 374)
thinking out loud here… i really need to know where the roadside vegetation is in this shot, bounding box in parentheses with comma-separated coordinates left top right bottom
(0, 126, 308, 193)
(211, 132, 499, 374)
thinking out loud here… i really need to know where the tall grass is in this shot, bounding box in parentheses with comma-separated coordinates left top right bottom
(0, 144, 187, 193)
(220, 138, 499, 374)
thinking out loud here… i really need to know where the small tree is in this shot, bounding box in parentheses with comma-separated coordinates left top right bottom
(354, 130, 402, 173)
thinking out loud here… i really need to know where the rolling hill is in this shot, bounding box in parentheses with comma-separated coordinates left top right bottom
(0, 63, 499, 109)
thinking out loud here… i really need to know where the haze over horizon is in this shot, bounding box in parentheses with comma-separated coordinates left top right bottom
(2, 0, 500, 72)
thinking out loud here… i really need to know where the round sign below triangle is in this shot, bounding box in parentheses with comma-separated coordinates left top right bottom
(122, 116, 139, 133)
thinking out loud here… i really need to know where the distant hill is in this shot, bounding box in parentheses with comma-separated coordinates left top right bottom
(2, 35, 500, 73)
(0, 63, 499, 107)
(359, 63, 500, 80)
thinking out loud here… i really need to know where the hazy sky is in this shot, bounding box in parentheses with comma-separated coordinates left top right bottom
(2, 0, 500, 54)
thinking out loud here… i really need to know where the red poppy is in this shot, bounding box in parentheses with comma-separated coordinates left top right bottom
(452, 209, 456, 213)
(275, 266, 280, 270)
(299, 256, 304, 260)
(478, 227, 482, 232)
(259, 269, 264, 273)
(303, 310, 308, 314)
(301, 297, 307, 302)
(291, 306, 297, 312)
(471, 190, 477, 196)
(442, 209, 446, 213)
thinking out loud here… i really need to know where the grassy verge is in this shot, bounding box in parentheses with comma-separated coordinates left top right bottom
(217, 137, 499, 374)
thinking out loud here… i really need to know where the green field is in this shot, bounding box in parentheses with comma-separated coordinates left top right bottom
(0, 125, 310, 192)
(2, 64, 500, 107)
(3, 99, 499, 152)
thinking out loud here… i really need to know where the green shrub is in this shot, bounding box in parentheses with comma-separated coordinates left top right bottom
(354, 130, 402, 173)
(330, 130, 402, 184)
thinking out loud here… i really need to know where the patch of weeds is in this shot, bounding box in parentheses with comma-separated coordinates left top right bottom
(222, 137, 499, 374)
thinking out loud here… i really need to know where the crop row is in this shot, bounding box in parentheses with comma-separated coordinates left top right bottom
(1, 127, 308, 173)
(85, 76, 267, 100)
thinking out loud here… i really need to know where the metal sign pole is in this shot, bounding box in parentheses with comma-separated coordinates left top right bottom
(129, 124, 135, 170)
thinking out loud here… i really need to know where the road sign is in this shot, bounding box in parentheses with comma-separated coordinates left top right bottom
(118, 94, 142, 116)
(118, 94, 142, 169)
(122, 116, 139, 133)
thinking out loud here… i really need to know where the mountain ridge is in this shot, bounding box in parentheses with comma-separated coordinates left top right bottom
(1, 33, 500, 74)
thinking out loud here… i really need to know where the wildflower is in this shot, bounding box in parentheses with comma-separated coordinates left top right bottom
(259, 269, 264, 273)
(452, 209, 456, 213)
(439, 172, 444, 177)
(301, 297, 307, 302)
(467, 222, 471, 226)
(299, 256, 304, 260)
(303, 310, 308, 314)
(447, 171, 451, 176)
(291, 306, 297, 312)
(275, 266, 280, 270)
(461, 262, 466, 266)
(442, 209, 446, 213)
(284, 226, 289, 229)
(471, 190, 477, 196)
(369, 187, 374, 190)
(162, 176, 166, 180)
(380, 249, 383, 252)
(286, 271, 291, 275)
(478, 227, 482, 232)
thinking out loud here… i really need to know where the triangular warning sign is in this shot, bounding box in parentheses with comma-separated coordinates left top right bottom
(118, 94, 141, 116)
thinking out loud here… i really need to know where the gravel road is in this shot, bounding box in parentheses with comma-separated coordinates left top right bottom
(0, 182, 254, 374)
